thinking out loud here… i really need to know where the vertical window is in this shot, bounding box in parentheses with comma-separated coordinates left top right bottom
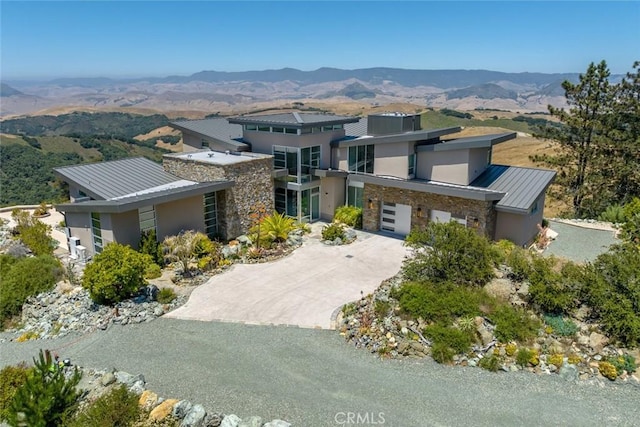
(408, 153, 416, 177)
(204, 192, 218, 238)
(201, 139, 210, 148)
(275, 188, 286, 214)
(273, 146, 300, 182)
(348, 144, 375, 174)
(91, 212, 103, 254)
(138, 206, 156, 234)
(301, 146, 321, 182)
(347, 185, 364, 208)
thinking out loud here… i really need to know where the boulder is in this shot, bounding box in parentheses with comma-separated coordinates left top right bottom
(100, 372, 116, 386)
(149, 399, 179, 421)
(220, 414, 242, 427)
(239, 416, 263, 427)
(477, 325, 494, 347)
(115, 371, 145, 389)
(264, 420, 291, 427)
(516, 283, 529, 298)
(559, 362, 579, 382)
(203, 413, 225, 427)
(484, 278, 512, 301)
(589, 332, 609, 353)
(172, 400, 193, 420)
(139, 390, 159, 409)
(181, 404, 207, 427)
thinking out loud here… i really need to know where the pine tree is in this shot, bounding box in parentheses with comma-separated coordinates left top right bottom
(7, 350, 82, 427)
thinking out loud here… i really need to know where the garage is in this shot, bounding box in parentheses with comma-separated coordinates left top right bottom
(380, 202, 412, 235)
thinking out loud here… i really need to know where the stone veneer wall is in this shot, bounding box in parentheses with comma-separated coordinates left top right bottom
(362, 184, 497, 240)
(163, 156, 274, 239)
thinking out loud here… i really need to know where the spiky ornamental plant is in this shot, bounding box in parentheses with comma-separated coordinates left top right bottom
(7, 349, 82, 427)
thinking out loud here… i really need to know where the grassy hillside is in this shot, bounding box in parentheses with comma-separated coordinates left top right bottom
(0, 112, 176, 206)
(420, 109, 553, 134)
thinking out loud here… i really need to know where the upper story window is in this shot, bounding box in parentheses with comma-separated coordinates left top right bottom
(245, 124, 257, 131)
(348, 144, 374, 174)
(245, 124, 299, 134)
(408, 153, 416, 177)
(201, 139, 210, 148)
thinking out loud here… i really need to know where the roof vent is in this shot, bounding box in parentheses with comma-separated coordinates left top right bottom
(208, 152, 214, 158)
(225, 150, 230, 155)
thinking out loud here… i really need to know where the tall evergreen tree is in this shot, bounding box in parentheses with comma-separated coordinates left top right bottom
(532, 60, 640, 218)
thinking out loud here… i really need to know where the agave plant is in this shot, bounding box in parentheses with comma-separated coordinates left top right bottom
(259, 211, 296, 243)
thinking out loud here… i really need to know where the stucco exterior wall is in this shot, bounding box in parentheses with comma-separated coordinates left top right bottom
(64, 212, 93, 255)
(155, 196, 206, 240)
(467, 147, 491, 183)
(416, 150, 470, 185)
(320, 176, 346, 220)
(182, 132, 203, 151)
(494, 195, 546, 246)
(99, 214, 115, 247)
(336, 147, 348, 171)
(373, 142, 413, 179)
(362, 183, 497, 240)
(110, 210, 141, 249)
(163, 156, 274, 239)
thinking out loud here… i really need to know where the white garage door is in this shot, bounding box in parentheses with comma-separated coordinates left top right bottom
(381, 202, 412, 236)
(431, 209, 467, 226)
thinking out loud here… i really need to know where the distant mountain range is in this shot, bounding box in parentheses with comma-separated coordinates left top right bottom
(1, 67, 609, 118)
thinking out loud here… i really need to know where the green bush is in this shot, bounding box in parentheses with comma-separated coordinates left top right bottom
(144, 263, 162, 279)
(11, 209, 55, 256)
(333, 205, 363, 229)
(253, 211, 296, 245)
(479, 354, 502, 372)
(598, 204, 626, 223)
(395, 281, 495, 324)
(374, 300, 391, 319)
(424, 324, 473, 363)
(491, 239, 517, 264)
(82, 243, 152, 305)
(489, 305, 540, 343)
(7, 350, 82, 427)
(505, 247, 533, 282)
(66, 384, 140, 427)
(543, 314, 579, 337)
(404, 221, 496, 286)
(322, 223, 346, 241)
(138, 229, 163, 266)
(621, 198, 640, 244)
(162, 231, 219, 275)
(607, 354, 637, 375)
(0, 364, 32, 421)
(156, 288, 176, 304)
(0, 255, 62, 326)
(528, 257, 578, 314)
(583, 243, 640, 347)
(516, 348, 535, 367)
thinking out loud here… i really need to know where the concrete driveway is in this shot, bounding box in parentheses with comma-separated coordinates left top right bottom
(166, 230, 408, 329)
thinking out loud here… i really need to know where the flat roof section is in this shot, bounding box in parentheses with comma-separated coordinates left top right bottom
(165, 150, 272, 166)
(333, 127, 461, 148)
(417, 132, 517, 152)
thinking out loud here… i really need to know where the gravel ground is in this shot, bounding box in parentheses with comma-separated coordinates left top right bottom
(544, 220, 619, 263)
(2, 319, 639, 426)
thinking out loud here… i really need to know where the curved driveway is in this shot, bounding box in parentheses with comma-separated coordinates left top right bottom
(3, 320, 639, 426)
(166, 232, 408, 329)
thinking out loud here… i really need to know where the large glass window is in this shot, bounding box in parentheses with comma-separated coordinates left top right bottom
(301, 145, 321, 182)
(408, 153, 416, 177)
(348, 144, 374, 174)
(347, 185, 364, 209)
(204, 192, 218, 239)
(273, 146, 298, 180)
(91, 212, 103, 254)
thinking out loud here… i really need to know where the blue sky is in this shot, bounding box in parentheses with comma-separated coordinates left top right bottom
(1, 1, 638, 79)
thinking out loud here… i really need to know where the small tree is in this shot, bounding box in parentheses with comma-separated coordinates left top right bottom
(404, 221, 496, 286)
(248, 202, 268, 249)
(7, 349, 82, 427)
(11, 209, 55, 256)
(138, 229, 163, 265)
(162, 230, 213, 275)
(82, 243, 151, 305)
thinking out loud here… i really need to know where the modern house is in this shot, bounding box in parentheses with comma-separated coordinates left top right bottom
(54, 111, 555, 260)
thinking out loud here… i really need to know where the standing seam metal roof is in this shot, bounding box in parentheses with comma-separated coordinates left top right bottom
(170, 119, 247, 150)
(228, 113, 360, 126)
(53, 157, 187, 200)
(471, 165, 556, 213)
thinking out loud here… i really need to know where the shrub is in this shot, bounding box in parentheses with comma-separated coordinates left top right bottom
(492, 239, 517, 263)
(528, 256, 579, 314)
(156, 288, 176, 304)
(11, 209, 55, 256)
(598, 361, 618, 380)
(548, 353, 564, 368)
(7, 350, 82, 426)
(607, 355, 637, 375)
(505, 247, 532, 282)
(479, 354, 501, 372)
(82, 243, 152, 305)
(582, 243, 640, 347)
(253, 211, 296, 245)
(568, 353, 582, 365)
(139, 229, 163, 265)
(424, 324, 473, 364)
(404, 221, 496, 286)
(0, 364, 32, 421)
(322, 223, 346, 241)
(67, 384, 140, 427)
(598, 204, 626, 223)
(162, 230, 213, 275)
(395, 281, 495, 324)
(505, 343, 517, 357)
(144, 263, 162, 279)
(374, 300, 391, 319)
(333, 205, 363, 229)
(0, 255, 62, 326)
(543, 314, 579, 337)
(516, 348, 536, 367)
(489, 305, 540, 343)
(33, 202, 49, 217)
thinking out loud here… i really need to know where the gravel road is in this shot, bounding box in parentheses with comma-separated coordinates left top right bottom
(2, 319, 639, 426)
(544, 220, 618, 263)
